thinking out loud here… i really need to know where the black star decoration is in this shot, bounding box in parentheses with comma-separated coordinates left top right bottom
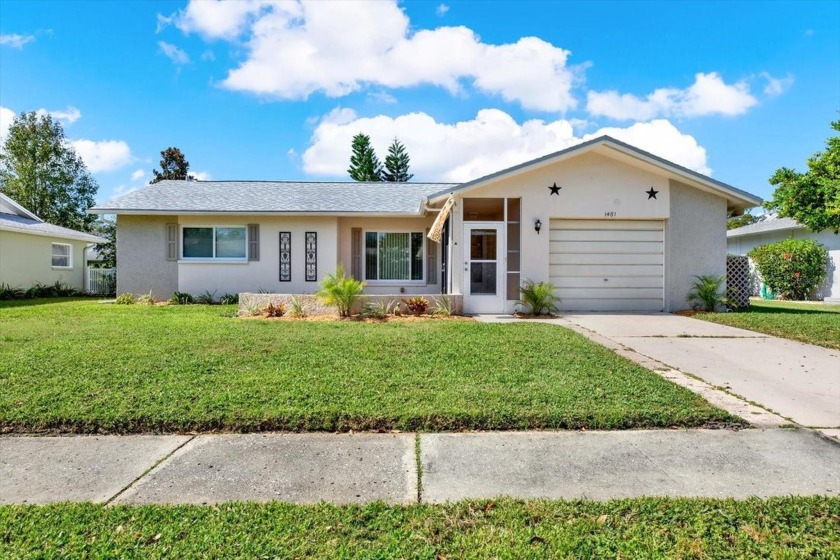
(646, 187, 659, 200)
(548, 182, 561, 195)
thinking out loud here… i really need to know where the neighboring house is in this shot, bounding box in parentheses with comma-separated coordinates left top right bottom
(89, 136, 761, 313)
(0, 193, 106, 291)
(727, 216, 840, 303)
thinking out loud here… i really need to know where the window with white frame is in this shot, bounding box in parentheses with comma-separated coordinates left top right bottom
(51, 243, 71, 268)
(365, 231, 424, 281)
(182, 227, 247, 259)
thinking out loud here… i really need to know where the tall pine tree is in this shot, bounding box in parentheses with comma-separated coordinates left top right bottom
(347, 133, 382, 182)
(383, 138, 413, 182)
(151, 147, 193, 183)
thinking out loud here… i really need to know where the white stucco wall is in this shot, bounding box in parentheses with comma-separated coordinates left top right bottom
(727, 228, 840, 301)
(0, 230, 88, 290)
(336, 216, 441, 295)
(116, 215, 179, 298)
(447, 151, 673, 312)
(666, 180, 728, 311)
(176, 215, 339, 296)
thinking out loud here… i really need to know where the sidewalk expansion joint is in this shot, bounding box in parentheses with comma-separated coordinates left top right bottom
(104, 435, 196, 506)
(415, 433, 423, 504)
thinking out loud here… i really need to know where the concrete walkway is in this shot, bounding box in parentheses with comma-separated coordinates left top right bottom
(2, 429, 838, 505)
(477, 313, 840, 430)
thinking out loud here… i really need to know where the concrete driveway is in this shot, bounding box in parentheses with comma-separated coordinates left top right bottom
(561, 313, 840, 429)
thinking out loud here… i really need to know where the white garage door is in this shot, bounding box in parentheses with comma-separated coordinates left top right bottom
(549, 219, 664, 311)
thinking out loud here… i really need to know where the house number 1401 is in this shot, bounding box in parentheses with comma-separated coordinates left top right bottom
(604, 211, 617, 217)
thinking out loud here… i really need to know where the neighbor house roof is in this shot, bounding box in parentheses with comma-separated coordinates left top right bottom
(0, 212, 106, 244)
(726, 216, 802, 238)
(428, 135, 763, 212)
(89, 181, 458, 216)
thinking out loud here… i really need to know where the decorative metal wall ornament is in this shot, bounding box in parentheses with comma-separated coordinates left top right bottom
(548, 182, 561, 195)
(646, 187, 659, 199)
(279, 232, 291, 281)
(305, 232, 317, 281)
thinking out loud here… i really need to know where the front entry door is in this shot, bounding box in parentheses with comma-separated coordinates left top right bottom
(463, 223, 505, 314)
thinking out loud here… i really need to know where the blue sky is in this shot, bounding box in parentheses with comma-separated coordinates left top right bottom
(1, 0, 838, 207)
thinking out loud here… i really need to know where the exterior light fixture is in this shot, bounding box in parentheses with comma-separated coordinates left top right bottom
(535, 219, 542, 234)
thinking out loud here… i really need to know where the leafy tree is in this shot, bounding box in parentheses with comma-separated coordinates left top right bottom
(347, 133, 382, 182)
(764, 119, 840, 234)
(383, 138, 413, 182)
(0, 111, 98, 231)
(92, 217, 116, 268)
(151, 147, 193, 183)
(727, 212, 756, 230)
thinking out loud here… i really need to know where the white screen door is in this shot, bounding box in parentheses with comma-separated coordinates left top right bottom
(463, 223, 505, 314)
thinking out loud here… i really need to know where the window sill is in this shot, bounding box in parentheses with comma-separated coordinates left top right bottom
(52, 266, 73, 270)
(364, 280, 427, 287)
(177, 259, 249, 265)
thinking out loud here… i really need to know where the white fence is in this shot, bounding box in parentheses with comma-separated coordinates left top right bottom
(87, 268, 116, 295)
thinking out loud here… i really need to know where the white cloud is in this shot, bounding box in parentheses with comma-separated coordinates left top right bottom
(367, 90, 397, 104)
(158, 41, 190, 65)
(0, 33, 35, 49)
(761, 72, 794, 97)
(70, 140, 133, 173)
(587, 72, 758, 120)
(173, 0, 582, 112)
(131, 169, 146, 182)
(191, 170, 212, 180)
(302, 108, 710, 182)
(0, 106, 15, 141)
(436, 4, 449, 16)
(35, 106, 82, 125)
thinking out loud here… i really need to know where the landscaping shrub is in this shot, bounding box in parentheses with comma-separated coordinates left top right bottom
(287, 296, 307, 318)
(114, 293, 136, 305)
(360, 300, 389, 319)
(137, 292, 155, 305)
(0, 283, 25, 300)
(402, 296, 429, 316)
(264, 302, 285, 317)
(316, 264, 365, 317)
(169, 292, 195, 305)
(686, 275, 727, 311)
(196, 290, 217, 305)
(517, 279, 560, 315)
(23, 281, 80, 298)
(749, 239, 828, 300)
(219, 293, 239, 305)
(431, 296, 454, 316)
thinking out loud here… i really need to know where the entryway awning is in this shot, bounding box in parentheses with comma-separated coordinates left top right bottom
(427, 195, 455, 243)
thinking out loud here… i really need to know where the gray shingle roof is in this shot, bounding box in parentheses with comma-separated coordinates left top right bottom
(726, 217, 802, 238)
(90, 181, 458, 215)
(0, 212, 106, 243)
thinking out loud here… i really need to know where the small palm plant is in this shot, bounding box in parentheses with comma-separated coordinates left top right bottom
(316, 264, 366, 317)
(686, 275, 727, 311)
(517, 279, 560, 316)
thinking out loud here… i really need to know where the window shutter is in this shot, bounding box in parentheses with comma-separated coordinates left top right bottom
(248, 224, 259, 261)
(166, 224, 178, 261)
(351, 228, 362, 280)
(426, 228, 437, 284)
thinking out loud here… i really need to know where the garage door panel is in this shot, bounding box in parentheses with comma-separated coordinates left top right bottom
(551, 264, 663, 277)
(557, 287, 664, 300)
(550, 252, 663, 265)
(558, 298, 665, 312)
(549, 229, 663, 242)
(549, 219, 664, 312)
(553, 276, 664, 289)
(550, 240, 663, 254)
(552, 220, 664, 231)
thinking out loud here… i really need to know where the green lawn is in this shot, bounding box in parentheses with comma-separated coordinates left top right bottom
(694, 300, 840, 350)
(0, 299, 737, 433)
(1, 498, 837, 558)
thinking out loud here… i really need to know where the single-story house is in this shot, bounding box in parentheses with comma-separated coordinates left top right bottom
(727, 216, 840, 303)
(89, 136, 761, 313)
(0, 193, 106, 291)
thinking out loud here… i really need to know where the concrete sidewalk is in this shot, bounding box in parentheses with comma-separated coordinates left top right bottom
(2, 429, 838, 505)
